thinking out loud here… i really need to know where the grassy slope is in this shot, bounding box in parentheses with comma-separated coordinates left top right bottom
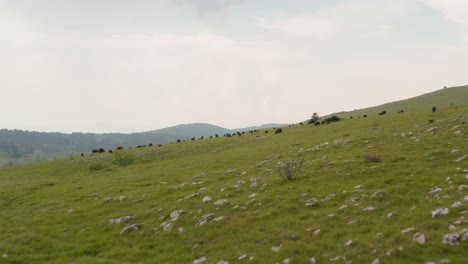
(0, 107, 467, 263)
(331, 85, 468, 119)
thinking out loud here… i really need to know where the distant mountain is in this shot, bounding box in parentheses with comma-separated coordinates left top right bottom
(0, 130, 180, 166)
(147, 123, 231, 138)
(235, 123, 289, 132)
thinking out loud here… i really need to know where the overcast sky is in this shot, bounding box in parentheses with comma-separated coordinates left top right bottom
(1, 0, 467, 133)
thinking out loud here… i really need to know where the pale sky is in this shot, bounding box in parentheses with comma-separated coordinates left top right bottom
(1, 0, 467, 133)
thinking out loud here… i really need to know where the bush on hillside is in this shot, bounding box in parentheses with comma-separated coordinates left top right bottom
(365, 154, 382, 163)
(278, 159, 304, 181)
(113, 152, 136, 166)
(89, 163, 107, 172)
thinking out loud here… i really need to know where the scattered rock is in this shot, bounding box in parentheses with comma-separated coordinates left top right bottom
(249, 182, 258, 188)
(120, 224, 141, 234)
(371, 258, 381, 264)
(104, 197, 113, 202)
(401, 227, 416, 234)
(306, 203, 318, 208)
(455, 155, 467, 162)
(308, 257, 316, 263)
(108, 215, 135, 224)
(202, 196, 212, 203)
(217, 260, 229, 264)
(339, 205, 348, 211)
(193, 173, 206, 178)
(363, 205, 377, 211)
(413, 232, 426, 244)
(197, 213, 214, 226)
(272, 243, 282, 252)
(462, 231, 468, 241)
(344, 240, 353, 247)
(193, 256, 207, 264)
(161, 222, 174, 232)
(429, 187, 443, 195)
(432, 208, 449, 218)
(226, 169, 236, 174)
(214, 199, 228, 206)
(354, 185, 364, 189)
(119, 195, 126, 201)
(2, 254, 8, 259)
(213, 216, 224, 222)
(449, 225, 457, 231)
(170, 210, 183, 220)
(283, 258, 292, 264)
(313, 229, 321, 236)
(452, 201, 463, 208)
(248, 193, 257, 198)
(238, 254, 247, 260)
(371, 190, 385, 198)
(442, 233, 460, 246)
(458, 184, 468, 192)
(178, 227, 185, 233)
(387, 211, 396, 218)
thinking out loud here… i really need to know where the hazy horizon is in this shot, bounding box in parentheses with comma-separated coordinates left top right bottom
(2, 0, 467, 133)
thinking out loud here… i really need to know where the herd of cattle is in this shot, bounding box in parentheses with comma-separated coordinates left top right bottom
(84, 106, 437, 156)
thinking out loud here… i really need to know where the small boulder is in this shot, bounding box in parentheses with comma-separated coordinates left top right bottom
(442, 233, 460, 246)
(193, 256, 207, 264)
(214, 199, 228, 206)
(120, 224, 141, 234)
(413, 232, 426, 244)
(432, 208, 449, 218)
(202, 196, 212, 203)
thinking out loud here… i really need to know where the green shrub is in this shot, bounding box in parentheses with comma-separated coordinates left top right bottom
(113, 152, 136, 166)
(89, 163, 106, 172)
(278, 159, 304, 181)
(365, 154, 382, 162)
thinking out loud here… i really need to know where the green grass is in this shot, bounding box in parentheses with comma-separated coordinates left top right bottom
(0, 105, 467, 263)
(330, 85, 468, 119)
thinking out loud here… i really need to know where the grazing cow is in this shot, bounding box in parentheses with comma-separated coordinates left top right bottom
(81, 153, 84, 157)
(237, 132, 241, 136)
(191, 137, 195, 141)
(315, 122, 320, 126)
(275, 128, 283, 134)
(158, 144, 162, 147)
(378, 110, 387, 116)
(117, 146, 124, 150)
(363, 115, 368, 118)
(99, 148, 105, 153)
(109, 150, 113, 153)
(215, 134, 219, 138)
(200, 136, 204, 140)
(148, 143, 153, 147)
(177, 139, 181, 143)
(265, 130, 269, 134)
(300, 122, 303, 125)
(432, 106, 437, 113)
(137, 145, 146, 148)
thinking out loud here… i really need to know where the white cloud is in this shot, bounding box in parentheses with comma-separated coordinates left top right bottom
(255, 15, 337, 40)
(420, 0, 468, 26)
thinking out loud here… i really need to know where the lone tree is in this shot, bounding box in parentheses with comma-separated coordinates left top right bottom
(308, 112, 320, 124)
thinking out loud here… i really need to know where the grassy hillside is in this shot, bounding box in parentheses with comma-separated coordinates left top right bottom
(0, 104, 467, 263)
(330, 85, 468, 119)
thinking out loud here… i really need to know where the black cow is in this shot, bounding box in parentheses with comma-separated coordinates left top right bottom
(98, 148, 105, 153)
(432, 106, 437, 113)
(109, 150, 113, 153)
(81, 153, 84, 157)
(265, 130, 269, 134)
(92, 149, 99, 154)
(275, 128, 283, 134)
(378, 110, 387, 116)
